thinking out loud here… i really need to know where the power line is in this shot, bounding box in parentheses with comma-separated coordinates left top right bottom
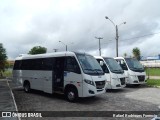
(103, 40, 114, 44)
(78, 31, 160, 53)
(120, 31, 160, 41)
(102, 31, 160, 44)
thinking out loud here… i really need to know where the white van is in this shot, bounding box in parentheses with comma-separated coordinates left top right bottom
(94, 56, 126, 89)
(12, 52, 106, 102)
(115, 57, 147, 86)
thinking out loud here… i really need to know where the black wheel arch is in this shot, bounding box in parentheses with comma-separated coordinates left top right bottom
(23, 80, 30, 87)
(64, 84, 78, 97)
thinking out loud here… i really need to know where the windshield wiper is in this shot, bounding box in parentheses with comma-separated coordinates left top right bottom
(129, 67, 137, 70)
(94, 69, 102, 71)
(112, 70, 121, 72)
(94, 69, 100, 75)
(112, 70, 122, 73)
(84, 68, 94, 71)
(132, 67, 143, 70)
(83, 69, 103, 75)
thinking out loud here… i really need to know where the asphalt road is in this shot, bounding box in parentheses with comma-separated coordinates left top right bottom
(10, 81, 160, 120)
(0, 80, 18, 120)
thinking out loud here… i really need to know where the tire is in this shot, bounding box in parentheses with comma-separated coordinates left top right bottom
(65, 88, 78, 102)
(24, 82, 31, 93)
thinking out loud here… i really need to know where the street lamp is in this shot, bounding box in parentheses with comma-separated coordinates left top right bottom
(105, 16, 126, 57)
(59, 41, 67, 51)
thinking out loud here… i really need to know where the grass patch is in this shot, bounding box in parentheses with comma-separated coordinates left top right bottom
(0, 69, 12, 79)
(147, 79, 160, 86)
(3, 70, 12, 77)
(145, 68, 160, 76)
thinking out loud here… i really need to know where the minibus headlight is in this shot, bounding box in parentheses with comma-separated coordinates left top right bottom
(84, 79, 95, 86)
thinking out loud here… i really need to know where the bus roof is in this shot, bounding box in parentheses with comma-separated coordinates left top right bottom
(15, 51, 91, 60)
(94, 56, 113, 59)
(114, 57, 125, 60)
(15, 51, 74, 60)
(115, 57, 134, 60)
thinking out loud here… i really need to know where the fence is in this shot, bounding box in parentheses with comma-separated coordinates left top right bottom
(140, 60, 160, 68)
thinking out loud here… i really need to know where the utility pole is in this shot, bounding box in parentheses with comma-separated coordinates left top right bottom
(95, 37, 103, 56)
(116, 25, 119, 57)
(53, 49, 58, 52)
(105, 16, 126, 57)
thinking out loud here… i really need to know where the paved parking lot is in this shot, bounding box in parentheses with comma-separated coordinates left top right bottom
(9, 81, 160, 120)
(0, 80, 18, 120)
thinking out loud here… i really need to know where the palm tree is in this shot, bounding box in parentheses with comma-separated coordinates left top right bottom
(132, 47, 141, 60)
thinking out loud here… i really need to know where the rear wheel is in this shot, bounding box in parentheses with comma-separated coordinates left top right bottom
(65, 88, 78, 102)
(24, 82, 31, 93)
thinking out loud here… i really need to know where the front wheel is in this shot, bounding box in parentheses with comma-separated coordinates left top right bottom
(24, 82, 31, 93)
(65, 88, 78, 102)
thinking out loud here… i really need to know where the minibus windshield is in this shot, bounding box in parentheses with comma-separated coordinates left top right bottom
(104, 58, 124, 74)
(125, 58, 144, 72)
(76, 54, 104, 75)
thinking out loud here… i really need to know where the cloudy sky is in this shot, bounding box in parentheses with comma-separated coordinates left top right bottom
(0, 0, 160, 60)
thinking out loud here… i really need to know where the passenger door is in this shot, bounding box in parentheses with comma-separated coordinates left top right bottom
(53, 57, 65, 92)
(64, 56, 83, 97)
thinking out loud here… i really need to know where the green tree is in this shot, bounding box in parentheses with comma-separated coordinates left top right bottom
(28, 46, 47, 55)
(0, 43, 7, 77)
(123, 53, 127, 58)
(132, 47, 141, 60)
(5, 61, 10, 69)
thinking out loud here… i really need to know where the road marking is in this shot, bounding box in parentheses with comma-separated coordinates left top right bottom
(7, 80, 21, 120)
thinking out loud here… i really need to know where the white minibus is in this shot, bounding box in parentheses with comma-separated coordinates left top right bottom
(12, 52, 106, 102)
(115, 57, 147, 86)
(94, 56, 126, 89)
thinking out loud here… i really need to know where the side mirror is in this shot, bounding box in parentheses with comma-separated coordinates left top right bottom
(104, 67, 109, 73)
(100, 61, 104, 66)
(76, 67, 81, 74)
(121, 60, 124, 64)
(121, 64, 128, 70)
(123, 65, 128, 70)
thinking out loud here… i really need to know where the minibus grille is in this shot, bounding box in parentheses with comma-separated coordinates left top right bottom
(138, 75, 145, 82)
(95, 81, 105, 89)
(120, 78, 125, 85)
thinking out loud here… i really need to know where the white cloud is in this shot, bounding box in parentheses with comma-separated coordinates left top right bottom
(0, 0, 160, 59)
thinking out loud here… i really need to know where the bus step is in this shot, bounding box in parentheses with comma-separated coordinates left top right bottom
(53, 91, 64, 94)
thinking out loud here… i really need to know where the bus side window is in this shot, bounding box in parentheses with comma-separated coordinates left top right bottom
(118, 60, 128, 70)
(34, 59, 43, 70)
(21, 60, 29, 70)
(65, 57, 81, 74)
(96, 59, 109, 73)
(42, 58, 54, 70)
(13, 60, 22, 70)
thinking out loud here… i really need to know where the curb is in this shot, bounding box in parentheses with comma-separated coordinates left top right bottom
(7, 80, 21, 120)
(147, 85, 160, 88)
(0, 79, 12, 82)
(148, 76, 160, 80)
